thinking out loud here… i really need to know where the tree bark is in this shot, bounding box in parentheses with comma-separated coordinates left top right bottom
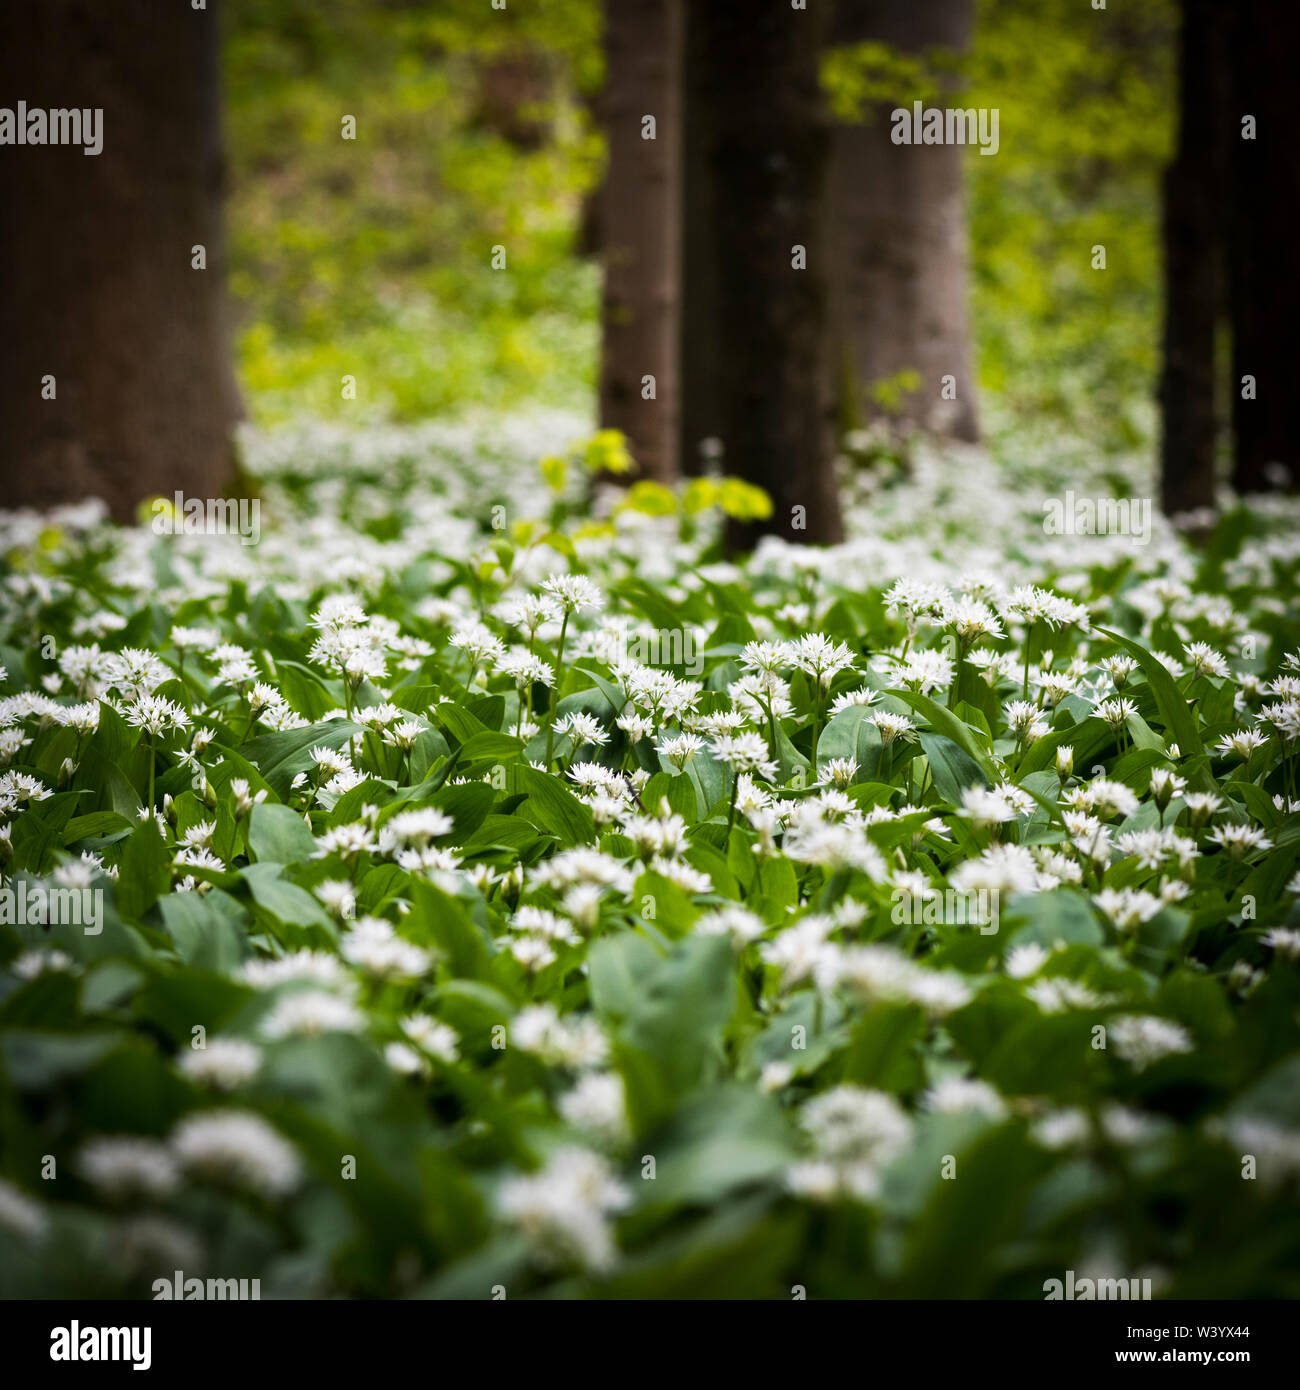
(677, 0, 720, 476)
(598, 0, 682, 484)
(827, 0, 979, 442)
(693, 0, 842, 548)
(0, 0, 242, 520)
(1159, 0, 1227, 519)
(473, 48, 550, 152)
(1226, 0, 1300, 495)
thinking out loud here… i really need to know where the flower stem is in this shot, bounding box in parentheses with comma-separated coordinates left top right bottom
(544, 609, 571, 767)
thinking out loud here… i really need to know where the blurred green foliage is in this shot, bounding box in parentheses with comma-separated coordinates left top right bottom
(226, 0, 1175, 451)
(967, 0, 1177, 453)
(224, 0, 603, 423)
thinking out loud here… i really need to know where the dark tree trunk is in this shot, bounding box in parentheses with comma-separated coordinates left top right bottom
(694, 0, 842, 548)
(473, 48, 550, 151)
(0, 0, 242, 519)
(1226, 0, 1300, 494)
(1159, 0, 1228, 518)
(598, 0, 682, 484)
(828, 0, 979, 442)
(677, 0, 720, 476)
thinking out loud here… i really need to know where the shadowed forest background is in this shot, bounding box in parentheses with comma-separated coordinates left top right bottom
(227, 0, 1172, 450)
(4, 0, 1295, 526)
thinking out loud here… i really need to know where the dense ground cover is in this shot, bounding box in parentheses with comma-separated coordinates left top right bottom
(1, 426, 1298, 1298)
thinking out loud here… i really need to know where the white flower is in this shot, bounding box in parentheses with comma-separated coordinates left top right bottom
(1208, 824, 1272, 860)
(1093, 697, 1136, 731)
(0, 1179, 46, 1242)
(789, 1087, 913, 1202)
(1092, 888, 1164, 932)
(708, 731, 777, 781)
(787, 634, 856, 689)
(124, 694, 190, 738)
(1100, 655, 1138, 688)
(341, 916, 433, 979)
(401, 1015, 460, 1062)
(921, 1077, 1006, 1118)
(1109, 1014, 1194, 1070)
(558, 1073, 629, 1145)
(898, 648, 954, 694)
(171, 1110, 301, 1196)
(1181, 791, 1223, 827)
(696, 903, 767, 947)
(1065, 778, 1139, 821)
(11, 948, 76, 979)
(820, 756, 858, 788)
(385, 1042, 429, 1076)
(1216, 729, 1268, 760)
(177, 1038, 262, 1090)
(503, 653, 557, 698)
(541, 574, 604, 614)
(314, 879, 357, 919)
(78, 1137, 180, 1199)
(1211, 1117, 1300, 1187)
(240, 950, 354, 991)
(260, 989, 364, 1038)
(511, 1004, 608, 1069)
(760, 1061, 795, 1094)
(1262, 927, 1300, 961)
(313, 822, 378, 860)
(1004, 942, 1048, 978)
(510, 935, 558, 973)
(959, 785, 1019, 827)
(1183, 641, 1230, 679)
(554, 711, 609, 748)
(1148, 767, 1186, 805)
(868, 711, 917, 746)
(378, 808, 454, 852)
(951, 843, 1040, 896)
(497, 1146, 629, 1270)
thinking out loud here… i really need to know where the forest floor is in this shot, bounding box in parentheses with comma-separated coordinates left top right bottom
(1, 418, 1298, 1297)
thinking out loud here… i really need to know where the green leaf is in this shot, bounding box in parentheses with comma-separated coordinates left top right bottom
(241, 862, 335, 935)
(891, 690, 997, 781)
(919, 731, 991, 804)
(841, 1001, 926, 1091)
(115, 818, 171, 923)
(816, 704, 883, 781)
(515, 765, 593, 847)
(243, 719, 361, 799)
(248, 801, 317, 864)
(1096, 627, 1203, 755)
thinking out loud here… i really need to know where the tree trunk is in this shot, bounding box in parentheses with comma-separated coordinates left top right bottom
(0, 0, 242, 519)
(1159, 0, 1227, 519)
(473, 48, 550, 152)
(677, 0, 720, 476)
(598, 0, 682, 484)
(828, 0, 979, 442)
(694, 0, 842, 548)
(1226, 0, 1300, 495)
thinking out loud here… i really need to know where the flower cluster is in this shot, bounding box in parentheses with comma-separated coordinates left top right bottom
(0, 428, 1298, 1298)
